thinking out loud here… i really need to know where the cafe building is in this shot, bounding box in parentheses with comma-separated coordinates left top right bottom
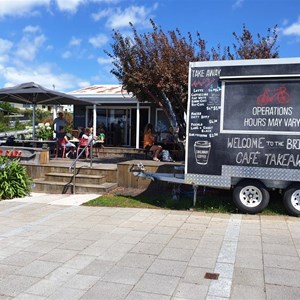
(70, 84, 172, 149)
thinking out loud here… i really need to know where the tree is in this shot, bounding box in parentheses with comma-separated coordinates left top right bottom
(0, 102, 18, 114)
(106, 21, 279, 137)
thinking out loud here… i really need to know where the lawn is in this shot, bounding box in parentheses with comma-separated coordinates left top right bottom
(83, 185, 288, 215)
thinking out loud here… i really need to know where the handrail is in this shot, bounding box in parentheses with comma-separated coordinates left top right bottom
(69, 138, 94, 194)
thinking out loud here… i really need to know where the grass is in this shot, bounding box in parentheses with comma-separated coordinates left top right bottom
(83, 185, 288, 215)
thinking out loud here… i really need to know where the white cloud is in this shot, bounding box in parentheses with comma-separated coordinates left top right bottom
(233, 0, 244, 9)
(0, 0, 50, 17)
(91, 8, 112, 21)
(97, 57, 112, 64)
(0, 38, 13, 54)
(16, 34, 46, 61)
(55, 0, 85, 13)
(69, 36, 81, 46)
(282, 19, 300, 36)
(23, 25, 41, 34)
(1, 63, 89, 91)
(89, 34, 108, 48)
(62, 51, 72, 59)
(106, 5, 155, 29)
(91, 4, 158, 29)
(0, 38, 13, 64)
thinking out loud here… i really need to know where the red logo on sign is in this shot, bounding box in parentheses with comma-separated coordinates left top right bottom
(257, 86, 290, 106)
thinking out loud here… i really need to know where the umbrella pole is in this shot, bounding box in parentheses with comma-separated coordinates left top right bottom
(32, 103, 36, 140)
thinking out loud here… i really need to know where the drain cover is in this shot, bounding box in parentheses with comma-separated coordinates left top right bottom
(204, 272, 219, 280)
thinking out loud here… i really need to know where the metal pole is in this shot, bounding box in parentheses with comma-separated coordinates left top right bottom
(136, 101, 140, 149)
(73, 162, 76, 194)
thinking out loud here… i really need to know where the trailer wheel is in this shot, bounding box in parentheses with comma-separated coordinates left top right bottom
(283, 184, 300, 217)
(233, 180, 269, 214)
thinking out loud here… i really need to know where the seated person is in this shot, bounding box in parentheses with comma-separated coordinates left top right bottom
(77, 128, 92, 158)
(143, 123, 162, 161)
(56, 126, 76, 158)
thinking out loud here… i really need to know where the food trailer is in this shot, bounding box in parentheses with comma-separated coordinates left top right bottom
(186, 57, 300, 216)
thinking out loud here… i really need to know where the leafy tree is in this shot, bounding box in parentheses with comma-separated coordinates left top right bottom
(106, 21, 279, 137)
(0, 102, 18, 114)
(231, 24, 279, 59)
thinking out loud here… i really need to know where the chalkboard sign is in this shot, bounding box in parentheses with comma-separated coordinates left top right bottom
(187, 59, 300, 177)
(222, 80, 300, 135)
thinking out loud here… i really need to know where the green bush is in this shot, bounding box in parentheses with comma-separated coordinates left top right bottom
(0, 156, 32, 200)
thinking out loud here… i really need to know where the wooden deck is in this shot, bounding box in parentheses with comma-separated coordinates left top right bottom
(22, 154, 185, 193)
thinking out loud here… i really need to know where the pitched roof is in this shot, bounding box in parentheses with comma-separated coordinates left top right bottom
(69, 84, 130, 96)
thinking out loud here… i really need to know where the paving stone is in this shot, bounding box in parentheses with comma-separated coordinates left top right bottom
(101, 265, 145, 285)
(57, 238, 94, 251)
(62, 254, 96, 270)
(47, 287, 86, 300)
(262, 243, 298, 256)
(133, 273, 180, 296)
(130, 242, 165, 255)
(233, 267, 264, 287)
(14, 293, 47, 299)
(265, 267, 300, 288)
(78, 259, 114, 277)
(16, 260, 60, 278)
(23, 240, 61, 254)
(0, 264, 19, 279)
(126, 291, 170, 300)
(63, 274, 100, 290)
(44, 266, 79, 282)
(266, 283, 300, 300)
(174, 229, 205, 239)
(147, 258, 188, 277)
(80, 281, 133, 300)
(189, 255, 217, 269)
(231, 284, 266, 300)
(39, 248, 78, 263)
(158, 247, 194, 262)
(142, 233, 173, 244)
(166, 237, 199, 250)
(0, 275, 39, 297)
(0, 251, 42, 267)
(174, 282, 208, 299)
(117, 253, 156, 269)
(25, 278, 64, 297)
(263, 253, 300, 270)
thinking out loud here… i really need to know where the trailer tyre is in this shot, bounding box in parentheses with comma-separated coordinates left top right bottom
(233, 180, 269, 214)
(283, 184, 300, 217)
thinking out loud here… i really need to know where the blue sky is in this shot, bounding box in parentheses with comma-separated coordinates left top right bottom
(0, 0, 299, 92)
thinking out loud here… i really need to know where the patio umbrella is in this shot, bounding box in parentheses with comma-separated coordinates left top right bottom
(0, 82, 91, 139)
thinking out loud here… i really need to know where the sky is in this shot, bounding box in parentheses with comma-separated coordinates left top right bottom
(0, 0, 300, 93)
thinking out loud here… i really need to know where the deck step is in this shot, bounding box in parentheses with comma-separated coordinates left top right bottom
(33, 179, 118, 194)
(44, 172, 106, 184)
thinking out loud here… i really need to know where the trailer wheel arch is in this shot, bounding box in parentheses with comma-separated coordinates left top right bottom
(233, 179, 270, 214)
(283, 183, 300, 217)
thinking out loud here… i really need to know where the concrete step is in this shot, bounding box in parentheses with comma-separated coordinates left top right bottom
(44, 172, 106, 185)
(32, 179, 118, 194)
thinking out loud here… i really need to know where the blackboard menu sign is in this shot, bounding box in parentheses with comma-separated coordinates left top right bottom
(187, 60, 300, 176)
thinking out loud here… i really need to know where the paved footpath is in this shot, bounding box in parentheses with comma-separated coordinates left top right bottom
(0, 193, 299, 299)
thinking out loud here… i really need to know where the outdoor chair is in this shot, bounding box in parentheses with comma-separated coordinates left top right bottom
(55, 138, 67, 158)
(77, 138, 90, 158)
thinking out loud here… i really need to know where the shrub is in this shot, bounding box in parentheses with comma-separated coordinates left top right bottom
(0, 156, 32, 200)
